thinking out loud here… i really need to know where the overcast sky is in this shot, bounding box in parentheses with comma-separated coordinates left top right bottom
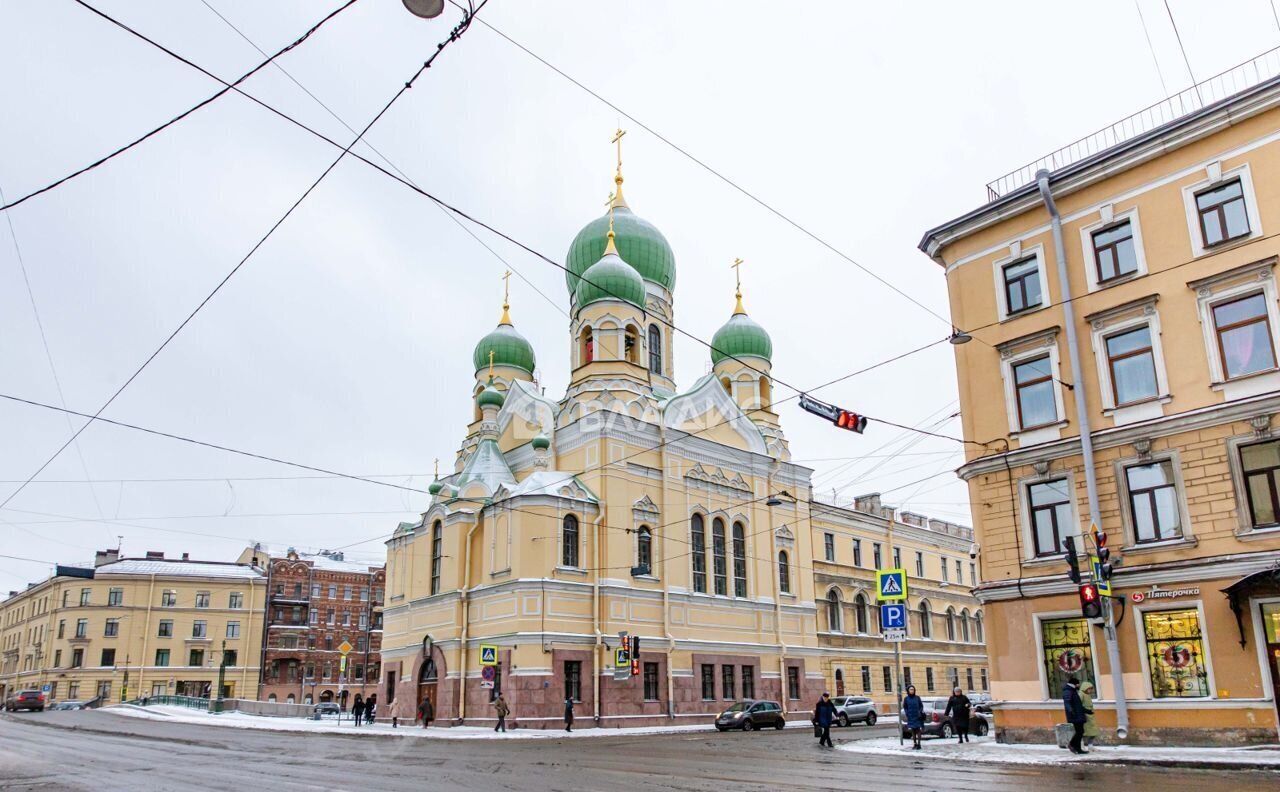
(3, 0, 1277, 586)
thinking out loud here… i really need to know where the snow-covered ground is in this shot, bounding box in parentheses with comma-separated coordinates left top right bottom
(839, 735, 1280, 768)
(108, 705, 803, 740)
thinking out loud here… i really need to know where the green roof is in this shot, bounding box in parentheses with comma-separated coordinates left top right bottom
(473, 322, 535, 374)
(567, 207, 675, 294)
(711, 312, 772, 365)
(575, 253, 646, 309)
(477, 382, 505, 409)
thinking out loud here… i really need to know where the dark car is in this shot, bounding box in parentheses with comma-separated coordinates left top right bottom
(899, 696, 991, 738)
(313, 702, 342, 719)
(4, 690, 45, 712)
(830, 695, 878, 727)
(715, 700, 786, 731)
(50, 700, 87, 711)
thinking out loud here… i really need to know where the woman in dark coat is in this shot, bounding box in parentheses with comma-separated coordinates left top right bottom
(944, 686, 972, 743)
(364, 694, 377, 725)
(902, 685, 925, 750)
(564, 697, 575, 732)
(351, 693, 364, 726)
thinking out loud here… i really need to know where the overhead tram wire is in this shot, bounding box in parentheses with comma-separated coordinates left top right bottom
(0, 0, 361, 213)
(0, 2, 490, 512)
(1163, 0, 1202, 103)
(1133, 0, 1170, 96)
(65, 0, 975, 451)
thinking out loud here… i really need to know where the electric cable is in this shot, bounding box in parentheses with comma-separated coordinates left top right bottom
(1133, 0, 1170, 96)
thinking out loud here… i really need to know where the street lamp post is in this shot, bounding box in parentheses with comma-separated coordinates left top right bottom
(215, 640, 228, 713)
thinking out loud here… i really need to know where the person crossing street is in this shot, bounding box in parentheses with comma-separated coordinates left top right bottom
(493, 693, 510, 732)
(813, 692, 836, 748)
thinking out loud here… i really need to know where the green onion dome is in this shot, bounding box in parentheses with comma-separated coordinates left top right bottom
(531, 433, 550, 451)
(711, 311, 773, 365)
(472, 320, 536, 374)
(574, 252, 646, 309)
(566, 206, 675, 294)
(428, 481, 443, 496)
(477, 381, 506, 409)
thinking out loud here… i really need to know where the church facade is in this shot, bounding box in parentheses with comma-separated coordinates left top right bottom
(376, 145, 986, 728)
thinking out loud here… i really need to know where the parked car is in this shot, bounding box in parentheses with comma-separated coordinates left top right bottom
(967, 692, 993, 714)
(313, 702, 342, 719)
(714, 700, 786, 731)
(899, 696, 991, 738)
(49, 700, 88, 711)
(4, 690, 45, 712)
(830, 695, 878, 727)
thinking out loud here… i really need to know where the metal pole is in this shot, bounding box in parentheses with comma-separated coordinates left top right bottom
(1035, 170, 1130, 740)
(888, 511, 904, 747)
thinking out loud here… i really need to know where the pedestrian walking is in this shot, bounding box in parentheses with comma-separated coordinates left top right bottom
(365, 694, 377, 726)
(1080, 682, 1100, 748)
(563, 697, 574, 732)
(418, 696, 434, 729)
(813, 692, 836, 748)
(493, 693, 510, 732)
(352, 693, 364, 727)
(944, 687, 972, 743)
(1062, 677, 1087, 754)
(902, 685, 925, 750)
(390, 696, 407, 728)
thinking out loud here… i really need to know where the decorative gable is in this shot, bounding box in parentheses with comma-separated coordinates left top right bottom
(632, 495, 660, 515)
(662, 374, 768, 455)
(685, 463, 752, 493)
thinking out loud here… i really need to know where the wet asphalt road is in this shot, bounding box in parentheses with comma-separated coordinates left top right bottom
(1, 711, 1277, 792)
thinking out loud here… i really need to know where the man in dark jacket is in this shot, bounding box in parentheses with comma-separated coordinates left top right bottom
(352, 694, 364, 727)
(365, 694, 377, 725)
(418, 696, 434, 729)
(1062, 677, 1087, 754)
(813, 692, 837, 748)
(944, 687, 972, 743)
(563, 697, 574, 732)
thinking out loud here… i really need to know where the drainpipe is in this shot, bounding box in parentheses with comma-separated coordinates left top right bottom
(658, 421, 676, 719)
(457, 515, 483, 724)
(1035, 170, 1130, 740)
(768, 468, 788, 714)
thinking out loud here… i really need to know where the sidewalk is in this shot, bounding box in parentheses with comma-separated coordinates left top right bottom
(108, 705, 803, 740)
(838, 735, 1280, 770)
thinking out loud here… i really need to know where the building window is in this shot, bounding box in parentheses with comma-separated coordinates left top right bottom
(562, 514, 579, 568)
(1041, 617, 1095, 696)
(1104, 326, 1158, 405)
(344, 586, 352, 601)
(883, 666, 893, 693)
(229, 592, 243, 609)
(970, 563, 977, 587)
(691, 514, 707, 593)
(564, 660, 582, 702)
(721, 665, 736, 700)
(155, 648, 170, 667)
(824, 533, 835, 562)
(742, 666, 755, 699)
(941, 558, 949, 583)
(226, 621, 240, 639)
(637, 526, 653, 574)
(1002, 256, 1042, 315)
(701, 664, 715, 700)
(311, 583, 320, 598)
(189, 648, 204, 666)
(57, 620, 65, 639)
(195, 592, 210, 609)
(731, 522, 747, 597)
(430, 519, 443, 595)
(157, 620, 173, 638)
(71, 649, 84, 668)
(956, 559, 963, 584)
(904, 667, 913, 688)
(711, 518, 728, 596)
(104, 618, 119, 637)
(192, 621, 207, 639)
(826, 590, 842, 632)
(1028, 478, 1074, 557)
(945, 609, 956, 641)
(925, 667, 935, 692)
(918, 602, 931, 639)
(1124, 461, 1183, 543)
(914, 551, 924, 577)
(100, 648, 116, 667)
(223, 650, 238, 667)
(328, 584, 337, 599)
(777, 551, 790, 594)
(1013, 355, 1056, 429)
(981, 669, 988, 690)
(159, 589, 176, 608)
(961, 610, 972, 642)
(1242, 439, 1280, 528)
(1143, 609, 1209, 698)
(359, 613, 368, 630)
(834, 668, 845, 696)
(79, 588, 91, 606)
(854, 594, 868, 634)
(309, 609, 318, 625)
(107, 588, 123, 607)
(1196, 178, 1250, 247)
(648, 324, 662, 374)
(643, 662, 659, 701)
(1213, 293, 1276, 380)
(852, 539, 862, 567)
(893, 547, 901, 569)
(361, 586, 369, 602)
(786, 666, 800, 700)
(75, 619, 87, 638)
(53, 649, 62, 667)
(966, 668, 975, 690)
(976, 612, 984, 642)
(1092, 220, 1138, 283)
(860, 665, 872, 693)
(872, 543, 882, 569)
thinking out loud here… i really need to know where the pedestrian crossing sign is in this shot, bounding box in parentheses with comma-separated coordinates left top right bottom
(876, 568, 908, 601)
(479, 644, 499, 666)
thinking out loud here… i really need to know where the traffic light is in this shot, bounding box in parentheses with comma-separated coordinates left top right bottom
(1063, 536, 1082, 585)
(1094, 531, 1114, 584)
(834, 410, 868, 433)
(1079, 583, 1102, 619)
(630, 635, 640, 677)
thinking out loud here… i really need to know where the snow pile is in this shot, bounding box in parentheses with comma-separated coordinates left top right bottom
(839, 735, 1280, 768)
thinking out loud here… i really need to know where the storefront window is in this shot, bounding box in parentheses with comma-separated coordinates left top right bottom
(1263, 602, 1280, 642)
(1143, 609, 1209, 698)
(1041, 617, 1095, 697)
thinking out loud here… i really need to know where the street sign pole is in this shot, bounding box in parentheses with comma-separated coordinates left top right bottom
(888, 512, 904, 747)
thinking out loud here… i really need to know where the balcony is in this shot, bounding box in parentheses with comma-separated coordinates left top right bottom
(270, 593, 310, 605)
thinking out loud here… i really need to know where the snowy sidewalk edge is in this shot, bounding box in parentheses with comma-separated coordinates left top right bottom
(838, 736, 1280, 770)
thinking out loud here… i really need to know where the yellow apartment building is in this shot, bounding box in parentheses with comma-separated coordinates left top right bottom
(920, 55, 1280, 744)
(0, 549, 266, 704)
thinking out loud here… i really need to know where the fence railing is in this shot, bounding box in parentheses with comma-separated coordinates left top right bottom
(985, 46, 1280, 201)
(128, 694, 212, 711)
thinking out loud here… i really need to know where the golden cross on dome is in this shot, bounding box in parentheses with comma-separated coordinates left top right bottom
(604, 192, 618, 255)
(731, 258, 746, 315)
(499, 270, 512, 325)
(488, 349, 495, 377)
(610, 128, 628, 208)
(433, 458, 439, 480)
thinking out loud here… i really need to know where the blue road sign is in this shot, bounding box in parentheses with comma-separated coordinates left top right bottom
(880, 603, 907, 630)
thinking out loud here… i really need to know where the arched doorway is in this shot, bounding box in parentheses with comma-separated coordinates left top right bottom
(320, 690, 334, 703)
(418, 657, 438, 713)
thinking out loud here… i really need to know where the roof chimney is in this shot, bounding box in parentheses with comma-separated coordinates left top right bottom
(94, 549, 120, 567)
(145, 550, 165, 560)
(181, 552, 190, 561)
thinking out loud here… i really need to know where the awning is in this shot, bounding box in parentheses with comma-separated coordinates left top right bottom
(1222, 565, 1280, 648)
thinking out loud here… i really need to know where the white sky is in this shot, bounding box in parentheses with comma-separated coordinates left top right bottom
(3, 0, 1277, 586)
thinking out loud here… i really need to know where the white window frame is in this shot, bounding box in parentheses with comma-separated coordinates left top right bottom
(999, 329, 1068, 443)
(1080, 206, 1149, 293)
(1181, 161, 1263, 258)
(1112, 449, 1193, 551)
(1131, 599, 1217, 701)
(992, 243, 1049, 322)
(1190, 259, 1280, 399)
(1034, 611, 1101, 701)
(1087, 298, 1171, 423)
(1225, 431, 1280, 536)
(1019, 469, 1082, 563)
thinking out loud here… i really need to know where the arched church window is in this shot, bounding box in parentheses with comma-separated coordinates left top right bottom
(562, 514, 579, 568)
(648, 324, 662, 374)
(918, 600, 932, 639)
(778, 551, 790, 594)
(961, 609, 971, 642)
(731, 521, 747, 597)
(625, 326, 639, 364)
(637, 526, 652, 573)
(580, 327, 594, 365)
(759, 377, 771, 409)
(711, 518, 728, 596)
(430, 520, 443, 596)
(946, 607, 957, 642)
(854, 594, 868, 633)
(690, 514, 706, 593)
(826, 589, 842, 632)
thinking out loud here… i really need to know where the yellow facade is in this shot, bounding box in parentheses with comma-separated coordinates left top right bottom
(0, 552, 266, 705)
(922, 75, 1280, 743)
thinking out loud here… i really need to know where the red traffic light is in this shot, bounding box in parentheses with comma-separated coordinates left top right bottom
(1079, 583, 1102, 619)
(834, 411, 869, 433)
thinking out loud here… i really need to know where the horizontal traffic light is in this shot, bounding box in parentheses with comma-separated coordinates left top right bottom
(834, 410, 868, 433)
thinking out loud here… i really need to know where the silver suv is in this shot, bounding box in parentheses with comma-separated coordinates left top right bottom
(830, 695, 877, 727)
